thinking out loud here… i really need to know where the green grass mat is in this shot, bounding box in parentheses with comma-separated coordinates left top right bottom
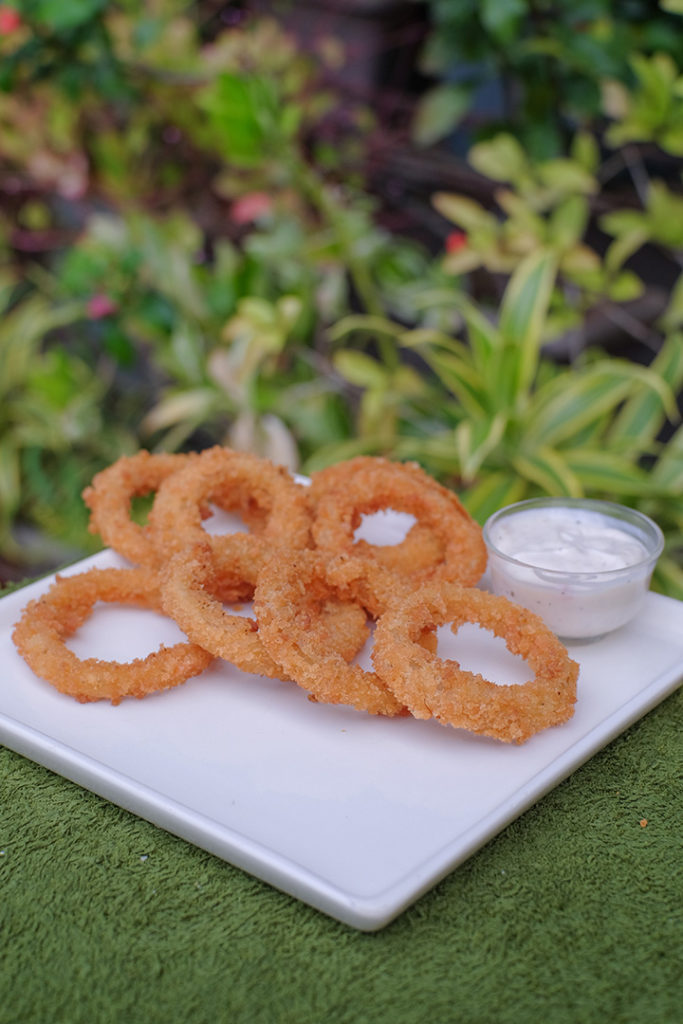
(1, 685, 681, 1024)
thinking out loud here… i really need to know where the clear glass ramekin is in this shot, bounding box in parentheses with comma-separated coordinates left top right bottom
(483, 497, 664, 643)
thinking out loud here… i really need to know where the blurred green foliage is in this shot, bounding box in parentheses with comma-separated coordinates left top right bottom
(417, 0, 683, 156)
(0, 1, 682, 595)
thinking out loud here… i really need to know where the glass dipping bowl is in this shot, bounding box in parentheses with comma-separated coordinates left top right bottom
(483, 497, 664, 642)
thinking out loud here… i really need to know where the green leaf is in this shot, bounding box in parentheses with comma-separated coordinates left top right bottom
(0, 298, 82, 400)
(528, 360, 676, 447)
(607, 271, 644, 302)
(499, 249, 556, 347)
(29, 0, 108, 33)
(653, 556, 683, 602)
(560, 244, 601, 277)
(498, 249, 557, 397)
(651, 422, 683, 490)
(599, 209, 647, 237)
(548, 195, 590, 250)
(303, 437, 390, 473)
(468, 134, 529, 184)
(140, 389, 221, 435)
(603, 230, 649, 275)
(455, 413, 507, 483)
(199, 73, 280, 167)
(328, 315, 402, 343)
(333, 350, 389, 390)
(609, 332, 683, 446)
(420, 349, 489, 419)
(512, 447, 583, 496)
(659, 125, 683, 156)
(449, 294, 501, 374)
(481, 0, 526, 39)
(461, 471, 527, 523)
(275, 295, 303, 331)
(537, 158, 597, 195)
(647, 181, 683, 248)
(631, 52, 678, 119)
(495, 189, 546, 236)
(442, 248, 485, 275)
(432, 193, 496, 232)
(412, 83, 472, 148)
(392, 364, 429, 399)
(0, 438, 21, 533)
(660, 274, 683, 332)
(397, 327, 470, 361)
(561, 450, 654, 496)
(570, 131, 600, 174)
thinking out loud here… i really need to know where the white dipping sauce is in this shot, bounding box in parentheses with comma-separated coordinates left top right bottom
(490, 507, 649, 574)
(484, 501, 662, 641)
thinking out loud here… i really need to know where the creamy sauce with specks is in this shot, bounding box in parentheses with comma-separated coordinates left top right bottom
(489, 507, 649, 573)
(485, 505, 656, 641)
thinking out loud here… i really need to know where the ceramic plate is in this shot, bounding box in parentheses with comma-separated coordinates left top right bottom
(2, 525, 682, 930)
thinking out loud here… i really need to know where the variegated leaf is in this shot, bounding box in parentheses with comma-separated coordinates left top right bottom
(609, 332, 683, 445)
(527, 360, 675, 447)
(561, 450, 655, 495)
(327, 314, 400, 343)
(511, 446, 582, 496)
(140, 388, 221, 434)
(498, 249, 557, 399)
(651, 422, 683, 491)
(420, 350, 489, 419)
(462, 471, 527, 522)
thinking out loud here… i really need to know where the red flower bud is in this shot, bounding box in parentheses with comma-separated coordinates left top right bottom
(230, 192, 273, 225)
(87, 294, 118, 319)
(446, 231, 468, 253)
(0, 6, 21, 34)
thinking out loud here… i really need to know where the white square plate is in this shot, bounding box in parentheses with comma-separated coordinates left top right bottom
(2, 541, 682, 931)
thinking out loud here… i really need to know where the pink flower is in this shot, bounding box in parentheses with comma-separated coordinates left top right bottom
(87, 293, 118, 319)
(230, 192, 273, 225)
(0, 6, 21, 34)
(446, 231, 468, 253)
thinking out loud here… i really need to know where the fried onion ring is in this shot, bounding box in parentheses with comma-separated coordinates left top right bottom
(309, 457, 486, 614)
(148, 446, 312, 563)
(372, 582, 578, 743)
(11, 567, 214, 704)
(161, 538, 370, 676)
(160, 538, 287, 678)
(82, 450, 195, 568)
(254, 549, 407, 716)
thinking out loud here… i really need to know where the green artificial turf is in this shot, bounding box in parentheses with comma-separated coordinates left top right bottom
(1, 684, 681, 1024)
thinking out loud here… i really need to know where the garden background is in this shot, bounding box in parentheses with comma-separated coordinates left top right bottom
(1, 0, 683, 591)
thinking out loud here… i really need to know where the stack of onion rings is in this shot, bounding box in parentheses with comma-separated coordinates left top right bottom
(12, 446, 578, 743)
(160, 537, 369, 676)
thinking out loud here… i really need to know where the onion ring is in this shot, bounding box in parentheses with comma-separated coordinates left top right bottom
(148, 446, 312, 563)
(309, 457, 486, 615)
(82, 451, 195, 568)
(160, 538, 287, 678)
(161, 538, 370, 676)
(11, 567, 214, 704)
(254, 549, 407, 716)
(372, 582, 578, 743)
